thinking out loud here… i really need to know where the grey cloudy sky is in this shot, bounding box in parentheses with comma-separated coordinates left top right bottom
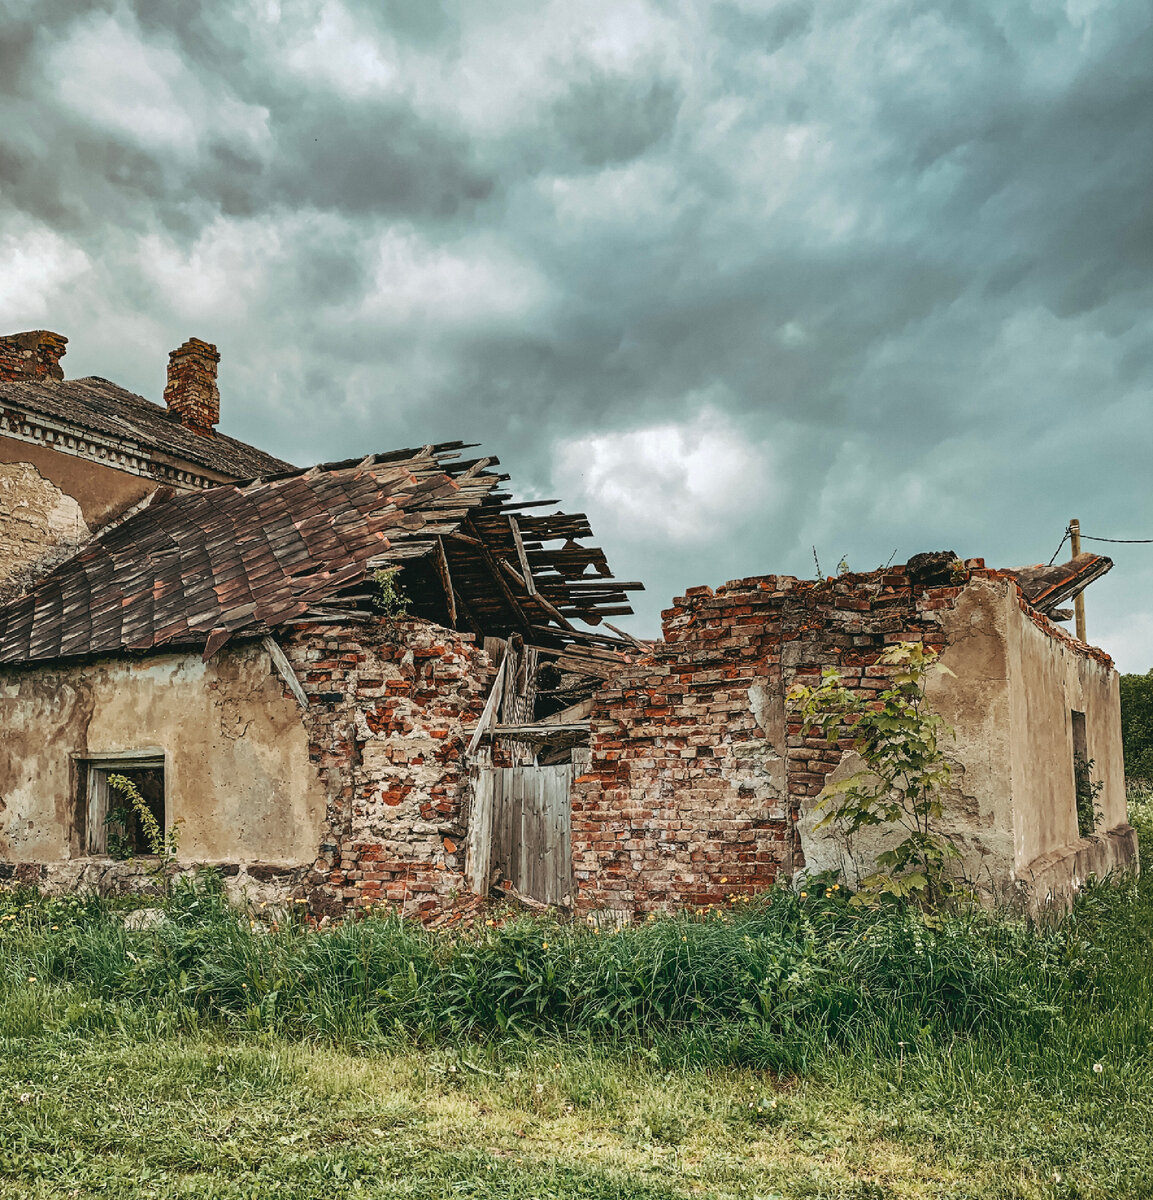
(2, 0, 1151, 666)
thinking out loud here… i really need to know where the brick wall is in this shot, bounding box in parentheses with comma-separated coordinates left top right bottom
(0, 331, 67, 382)
(572, 559, 1011, 918)
(572, 578, 794, 917)
(277, 619, 494, 921)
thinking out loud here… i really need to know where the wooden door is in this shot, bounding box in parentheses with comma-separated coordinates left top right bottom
(466, 763, 574, 905)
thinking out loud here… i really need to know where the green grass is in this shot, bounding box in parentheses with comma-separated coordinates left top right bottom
(1, 796, 1150, 1198)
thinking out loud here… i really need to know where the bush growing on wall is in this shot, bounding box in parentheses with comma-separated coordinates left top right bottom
(1120, 673, 1153, 781)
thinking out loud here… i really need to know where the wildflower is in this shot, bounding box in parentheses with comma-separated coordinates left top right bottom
(682, 936, 687, 942)
(27, 975, 35, 983)
(242, 983, 248, 989)
(799, 892, 807, 899)
(1093, 1062, 1104, 1074)
(542, 942, 549, 950)
(217, 1063, 225, 1074)
(535, 1083, 544, 1094)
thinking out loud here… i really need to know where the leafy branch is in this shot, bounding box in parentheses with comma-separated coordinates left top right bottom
(788, 642, 962, 907)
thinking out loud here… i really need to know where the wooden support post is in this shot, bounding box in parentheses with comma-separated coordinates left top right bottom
(1070, 518, 1086, 643)
(434, 537, 458, 628)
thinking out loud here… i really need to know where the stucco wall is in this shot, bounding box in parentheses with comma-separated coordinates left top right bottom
(928, 579, 1017, 890)
(0, 642, 325, 865)
(1005, 599, 1135, 898)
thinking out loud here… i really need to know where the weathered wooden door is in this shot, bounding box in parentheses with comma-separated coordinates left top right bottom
(467, 763, 574, 905)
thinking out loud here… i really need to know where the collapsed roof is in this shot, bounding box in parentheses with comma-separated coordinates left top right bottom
(1002, 553, 1113, 617)
(0, 443, 642, 671)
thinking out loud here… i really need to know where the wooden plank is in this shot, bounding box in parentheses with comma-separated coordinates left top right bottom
(541, 697, 595, 725)
(465, 765, 494, 895)
(483, 722, 590, 739)
(263, 636, 309, 709)
(508, 517, 537, 596)
(434, 537, 457, 628)
(465, 656, 507, 757)
(604, 622, 648, 652)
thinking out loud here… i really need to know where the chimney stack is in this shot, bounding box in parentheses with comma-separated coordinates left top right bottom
(0, 330, 67, 382)
(164, 337, 220, 434)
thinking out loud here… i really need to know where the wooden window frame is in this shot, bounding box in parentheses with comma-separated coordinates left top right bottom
(76, 750, 167, 857)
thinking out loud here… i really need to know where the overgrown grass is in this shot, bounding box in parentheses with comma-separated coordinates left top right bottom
(1, 800, 1149, 1197)
(4, 867, 1149, 1073)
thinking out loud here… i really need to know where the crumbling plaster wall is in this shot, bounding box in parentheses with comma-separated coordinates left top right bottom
(0, 619, 495, 919)
(0, 434, 158, 529)
(0, 643, 325, 867)
(0, 460, 92, 602)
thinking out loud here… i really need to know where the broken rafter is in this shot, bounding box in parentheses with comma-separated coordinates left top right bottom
(464, 521, 532, 636)
(605, 621, 648, 652)
(497, 558, 578, 634)
(508, 516, 537, 597)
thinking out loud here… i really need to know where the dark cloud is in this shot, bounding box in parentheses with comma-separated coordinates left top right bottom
(1, 0, 1151, 668)
(550, 71, 681, 167)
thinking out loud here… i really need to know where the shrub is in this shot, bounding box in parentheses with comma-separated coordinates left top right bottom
(1120, 672, 1153, 781)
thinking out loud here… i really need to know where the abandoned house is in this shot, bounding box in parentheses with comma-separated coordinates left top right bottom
(0, 330, 1139, 918)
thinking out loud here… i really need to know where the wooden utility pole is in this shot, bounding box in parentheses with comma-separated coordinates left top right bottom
(1070, 518, 1087, 643)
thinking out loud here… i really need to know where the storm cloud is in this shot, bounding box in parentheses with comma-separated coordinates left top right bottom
(2, 0, 1151, 666)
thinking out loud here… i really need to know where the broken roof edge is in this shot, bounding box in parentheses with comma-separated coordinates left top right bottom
(0, 439, 642, 667)
(660, 553, 1116, 666)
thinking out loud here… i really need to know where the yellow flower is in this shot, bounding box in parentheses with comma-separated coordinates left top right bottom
(542, 942, 549, 950)
(800, 892, 808, 899)
(27, 975, 36, 983)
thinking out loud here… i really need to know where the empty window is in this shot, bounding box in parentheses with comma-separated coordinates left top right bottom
(81, 755, 166, 856)
(1070, 711, 1097, 838)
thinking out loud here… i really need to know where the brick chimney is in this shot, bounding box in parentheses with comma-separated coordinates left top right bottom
(164, 337, 220, 434)
(0, 330, 67, 381)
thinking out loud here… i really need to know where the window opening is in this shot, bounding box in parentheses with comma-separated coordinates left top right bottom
(1070, 711, 1099, 838)
(81, 754, 166, 856)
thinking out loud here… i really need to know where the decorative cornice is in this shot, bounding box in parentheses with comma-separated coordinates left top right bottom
(0, 403, 222, 491)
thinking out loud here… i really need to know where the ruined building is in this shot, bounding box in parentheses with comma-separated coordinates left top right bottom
(0, 331, 1138, 917)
